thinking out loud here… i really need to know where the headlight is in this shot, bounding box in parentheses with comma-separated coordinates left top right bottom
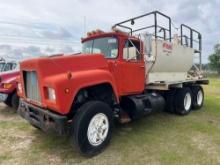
(47, 87, 56, 101)
(3, 83, 13, 89)
(17, 83, 22, 93)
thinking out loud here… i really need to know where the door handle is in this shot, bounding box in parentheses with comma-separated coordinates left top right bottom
(140, 65, 145, 68)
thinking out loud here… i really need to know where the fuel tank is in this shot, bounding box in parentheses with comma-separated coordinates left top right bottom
(120, 92, 165, 120)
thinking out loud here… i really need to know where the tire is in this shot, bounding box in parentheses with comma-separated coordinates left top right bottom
(164, 90, 176, 113)
(11, 92, 19, 110)
(175, 87, 192, 115)
(4, 96, 12, 107)
(191, 85, 204, 110)
(73, 101, 113, 156)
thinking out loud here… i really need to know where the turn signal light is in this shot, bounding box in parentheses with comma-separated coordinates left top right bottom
(3, 83, 13, 89)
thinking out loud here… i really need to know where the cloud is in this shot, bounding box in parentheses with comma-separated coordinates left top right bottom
(0, 0, 219, 63)
(0, 44, 80, 61)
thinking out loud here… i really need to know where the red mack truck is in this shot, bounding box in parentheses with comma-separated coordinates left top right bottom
(17, 11, 208, 156)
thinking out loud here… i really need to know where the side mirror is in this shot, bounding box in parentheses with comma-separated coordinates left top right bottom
(159, 28, 166, 40)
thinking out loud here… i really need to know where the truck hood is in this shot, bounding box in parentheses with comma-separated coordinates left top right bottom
(19, 53, 118, 114)
(0, 70, 20, 83)
(20, 53, 109, 77)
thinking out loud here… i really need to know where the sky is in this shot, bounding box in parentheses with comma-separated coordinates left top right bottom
(0, 0, 219, 63)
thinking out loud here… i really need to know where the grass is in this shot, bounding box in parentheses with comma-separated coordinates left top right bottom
(0, 78, 220, 165)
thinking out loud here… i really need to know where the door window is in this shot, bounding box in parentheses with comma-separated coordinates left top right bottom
(123, 40, 141, 61)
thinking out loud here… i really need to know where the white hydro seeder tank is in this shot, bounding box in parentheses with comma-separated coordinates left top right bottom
(144, 35, 194, 84)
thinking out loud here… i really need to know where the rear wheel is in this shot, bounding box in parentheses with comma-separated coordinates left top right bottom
(73, 101, 113, 156)
(175, 87, 192, 115)
(191, 85, 204, 110)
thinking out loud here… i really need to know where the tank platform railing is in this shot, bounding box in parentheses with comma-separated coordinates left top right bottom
(112, 11, 172, 42)
(180, 24, 202, 52)
(180, 24, 202, 70)
(113, 11, 202, 71)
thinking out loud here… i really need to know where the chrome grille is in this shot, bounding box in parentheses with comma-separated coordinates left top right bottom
(23, 71, 41, 103)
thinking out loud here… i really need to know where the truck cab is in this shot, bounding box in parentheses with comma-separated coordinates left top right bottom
(18, 11, 208, 156)
(81, 31, 145, 95)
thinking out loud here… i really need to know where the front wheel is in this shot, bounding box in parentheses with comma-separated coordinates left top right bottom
(4, 92, 19, 110)
(11, 92, 20, 110)
(73, 101, 113, 156)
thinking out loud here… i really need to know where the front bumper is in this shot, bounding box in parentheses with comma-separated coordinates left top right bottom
(18, 99, 71, 135)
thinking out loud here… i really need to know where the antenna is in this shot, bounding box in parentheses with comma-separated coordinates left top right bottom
(84, 16, 87, 36)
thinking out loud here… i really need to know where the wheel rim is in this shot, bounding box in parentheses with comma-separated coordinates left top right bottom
(197, 90, 203, 106)
(87, 113, 109, 146)
(184, 93, 191, 111)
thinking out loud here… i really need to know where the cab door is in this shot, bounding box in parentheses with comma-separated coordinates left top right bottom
(117, 39, 145, 95)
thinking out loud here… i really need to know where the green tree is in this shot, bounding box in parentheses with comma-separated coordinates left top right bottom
(209, 44, 220, 73)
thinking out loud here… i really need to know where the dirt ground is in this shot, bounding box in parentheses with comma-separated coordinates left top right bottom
(0, 78, 220, 165)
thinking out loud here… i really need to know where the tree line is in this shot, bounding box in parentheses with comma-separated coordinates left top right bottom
(209, 44, 220, 74)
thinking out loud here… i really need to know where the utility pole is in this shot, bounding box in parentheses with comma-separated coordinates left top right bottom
(84, 16, 87, 36)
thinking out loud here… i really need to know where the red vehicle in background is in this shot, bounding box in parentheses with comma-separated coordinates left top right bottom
(0, 70, 20, 109)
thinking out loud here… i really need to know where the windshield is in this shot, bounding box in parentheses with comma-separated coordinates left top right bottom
(0, 63, 5, 71)
(82, 37, 118, 58)
(3, 62, 17, 71)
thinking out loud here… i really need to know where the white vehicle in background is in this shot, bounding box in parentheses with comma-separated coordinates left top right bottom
(0, 59, 19, 72)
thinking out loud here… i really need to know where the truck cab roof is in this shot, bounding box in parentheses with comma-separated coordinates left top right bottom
(81, 30, 140, 43)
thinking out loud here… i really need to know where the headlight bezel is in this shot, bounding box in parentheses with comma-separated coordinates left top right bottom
(47, 87, 56, 101)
